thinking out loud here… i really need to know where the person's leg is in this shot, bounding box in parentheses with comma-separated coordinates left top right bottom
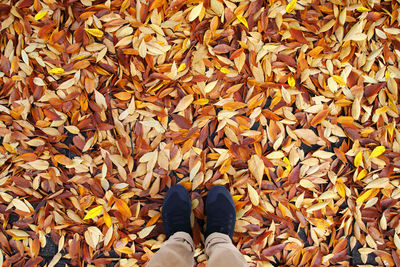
(204, 186, 248, 267)
(147, 185, 194, 267)
(146, 231, 194, 267)
(205, 233, 248, 267)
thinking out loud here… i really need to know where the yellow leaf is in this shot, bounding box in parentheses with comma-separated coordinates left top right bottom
(278, 202, 287, 217)
(357, 6, 371, 12)
(354, 152, 362, 167)
(220, 67, 230, 73)
(188, 3, 203, 22)
(376, 106, 389, 115)
(247, 183, 259, 206)
(336, 180, 346, 198)
(116, 247, 133, 254)
(385, 71, 390, 81)
(288, 76, 295, 87)
(356, 169, 368, 180)
(3, 143, 16, 153)
(283, 157, 291, 171)
(369, 146, 385, 159)
(332, 75, 345, 85)
(177, 62, 186, 72)
(74, 55, 86, 61)
(356, 189, 373, 203)
(219, 158, 231, 174)
(35, 11, 48, 21)
(84, 28, 104, 38)
(193, 98, 209, 105)
(103, 211, 112, 227)
(83, 206, 103, 220)
(236, 14, 248, 29)
(389, 99, 398, 113)
(49, 68, 64, 74)
(387, 123, 394, 138)
(286, 0, 297, 13)
(232, 195, 243, 202)
(312, 218, 330, 229)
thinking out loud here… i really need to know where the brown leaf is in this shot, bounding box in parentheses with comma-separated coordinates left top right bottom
(171, 114, 191, 129)
(262, 243, 287, 257)
(290, 29, 308, 43)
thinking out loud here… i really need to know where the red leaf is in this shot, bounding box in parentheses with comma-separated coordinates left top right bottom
(364, 83, 385, 98)
(171, 114, 191, 129)
(310, 249, 322, 267)
(24, 257, 43, 267)
(288, 165, 300, 184)
(290, 29, 308, 43)
(213, 44, 234, 54)
(262, 243, 287, 256)
(277, 54, 296, 67)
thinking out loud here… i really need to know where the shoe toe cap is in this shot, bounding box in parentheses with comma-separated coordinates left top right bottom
(207, 185, 234, 206)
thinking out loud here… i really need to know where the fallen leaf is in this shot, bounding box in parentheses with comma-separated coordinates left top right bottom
(369, 146, 385, 159)
(83, 206, 103, 220)
(84, 28, 104, 38)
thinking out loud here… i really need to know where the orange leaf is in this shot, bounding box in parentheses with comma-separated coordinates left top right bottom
(308, 46, 324, 57)
(146, 213, 161, 227)
(103, 211, 112, 227)
(54, 154, 73, 165)
(219, 158, 231, 174)
(114, 198, 132, 217)
(18, 153, 38, 162)
(73, 60, 90, 70)
(310, 109, 329, 126)
(337, 116, 354, 124)
(114, 92, 131, 101)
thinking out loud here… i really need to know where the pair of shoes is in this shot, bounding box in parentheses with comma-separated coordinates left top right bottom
(162, 185, 236, 239)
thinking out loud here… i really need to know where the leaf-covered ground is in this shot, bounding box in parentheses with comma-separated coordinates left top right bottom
(1, 0, 400, 266)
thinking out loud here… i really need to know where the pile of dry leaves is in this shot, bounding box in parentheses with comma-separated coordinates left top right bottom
(0, 0, 400, 266)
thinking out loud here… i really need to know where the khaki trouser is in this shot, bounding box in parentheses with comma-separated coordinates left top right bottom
(147, 232, 248, 267)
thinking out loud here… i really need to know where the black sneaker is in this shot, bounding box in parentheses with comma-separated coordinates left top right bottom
(162, 184, 192, 239)
(205, 185, 236, 239)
